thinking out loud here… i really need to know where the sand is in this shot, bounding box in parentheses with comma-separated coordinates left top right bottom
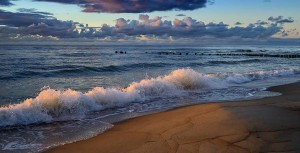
(46, 82, 300, 153)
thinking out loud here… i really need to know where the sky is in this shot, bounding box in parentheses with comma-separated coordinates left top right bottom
(0, 0, 300, 44)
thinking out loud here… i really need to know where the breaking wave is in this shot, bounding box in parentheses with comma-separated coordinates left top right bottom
(0, 68, 299, 127)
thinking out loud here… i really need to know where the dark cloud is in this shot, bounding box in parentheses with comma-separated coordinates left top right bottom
(34, 0, 209, 13)
(0, 0, 14, 6)
(255, 20, 268, 26)
(17, 8, 53, 16)
(176, 14, 186, 17)
(0, 9, 79, 39)
(268, 16, 294, 24)
(281, 30, 288, 37)
(280, 28, 297, 37)
(0, 9, 55, 27)
(235, 22, 242, 25)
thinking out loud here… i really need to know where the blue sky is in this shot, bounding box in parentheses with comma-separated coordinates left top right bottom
(0, 0, 299, 43)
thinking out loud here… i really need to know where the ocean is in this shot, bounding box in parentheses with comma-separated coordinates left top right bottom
(0, 44, 299, 152)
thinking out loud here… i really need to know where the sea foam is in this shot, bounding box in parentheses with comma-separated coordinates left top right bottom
(0, 68, 298, 127)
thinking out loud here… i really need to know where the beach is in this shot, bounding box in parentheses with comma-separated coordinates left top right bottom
(1, 0, 300, 152)
(1, 45, 299, 152)
(45, 82, 300, 153)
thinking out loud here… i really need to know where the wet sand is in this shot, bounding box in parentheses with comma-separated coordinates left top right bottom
(46, 82, 300, 153)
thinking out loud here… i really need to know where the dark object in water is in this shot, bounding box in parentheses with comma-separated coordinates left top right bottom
(236, 49, 253, 52)
(179, 53, 182, 55)
(157, 51, 171, 55)
(186, 53, 189, 55)
(120, 51, 124, 54)
(209, 53, 300, 58)
(115, 51, 118, 53)
(125, 51, 127, 54)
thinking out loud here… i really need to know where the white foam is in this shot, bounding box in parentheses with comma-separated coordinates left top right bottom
(225, 69, 298, 84)
(0, 68, 298, 127)
(3, 141, 42, 150)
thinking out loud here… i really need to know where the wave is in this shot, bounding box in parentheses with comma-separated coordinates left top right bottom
(232, 49, 267, 53)
(59, 52, 100, 57)
(0, 63, 170, 80)
(188, 59, 263, 66)
(208, 59, 263, 65)
(0, 68, 299, 127)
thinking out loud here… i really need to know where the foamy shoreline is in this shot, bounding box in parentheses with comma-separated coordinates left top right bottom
(45, 81, 300, 153)
(2, 68, 297, 127)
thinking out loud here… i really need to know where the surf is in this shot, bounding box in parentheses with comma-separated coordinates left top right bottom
(0, 68, 298, 127)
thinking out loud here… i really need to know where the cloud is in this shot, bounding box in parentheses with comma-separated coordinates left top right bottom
(17, 8, 53, 16)
(0, 9, 79, 39)
(109, 15, 283, 39)
(0, 12, 295, 42)
(268, 16, 294, 24)
(235, 22, 242, 25)
(10, 34, 60, 41)
(176, 14, 186, 17)
(279, 28, 298, 37)
(0, 0, 14, 6)
(0, 9, 55, 27)
(255, 20, 268, 26)
(34, 0, 209, 13)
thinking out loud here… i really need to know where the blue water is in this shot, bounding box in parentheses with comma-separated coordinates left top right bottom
(0, 45, 299, 152)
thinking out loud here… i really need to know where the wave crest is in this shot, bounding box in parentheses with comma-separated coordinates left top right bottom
(0, 68, 298, 127)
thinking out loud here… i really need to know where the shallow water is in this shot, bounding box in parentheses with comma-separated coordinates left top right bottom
(0, 45, 299, 152)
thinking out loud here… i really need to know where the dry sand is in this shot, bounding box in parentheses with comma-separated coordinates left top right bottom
(46, 82, 300, 153)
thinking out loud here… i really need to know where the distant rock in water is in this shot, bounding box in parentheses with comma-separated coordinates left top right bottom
(235, 49, 253, 52)
(158, 51, 171, 55)
(114, 51, 126, 54)
(234, 49, 267, 53)
(155, 52, 194, 56)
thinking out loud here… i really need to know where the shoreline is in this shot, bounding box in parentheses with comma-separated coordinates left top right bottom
(45, 82, 300, 153)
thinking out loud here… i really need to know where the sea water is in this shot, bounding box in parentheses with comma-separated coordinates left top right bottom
(0, 44, 299, 152)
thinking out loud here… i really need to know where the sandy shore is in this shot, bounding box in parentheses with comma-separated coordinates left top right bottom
(46, 82, 300, 153)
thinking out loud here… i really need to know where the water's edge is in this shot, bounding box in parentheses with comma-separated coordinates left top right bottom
(41, 80, 299, 153)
